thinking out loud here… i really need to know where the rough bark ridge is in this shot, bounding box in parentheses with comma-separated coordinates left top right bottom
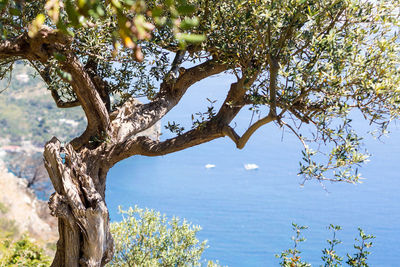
(44, 137, 113, 266)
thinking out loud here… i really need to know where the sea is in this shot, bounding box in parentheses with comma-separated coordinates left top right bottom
(106, 74, 400, 266)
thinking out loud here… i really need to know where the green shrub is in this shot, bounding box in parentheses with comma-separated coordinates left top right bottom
(0, 214, 51, 266)
(0, 235, 51, 267)
(108, 206, 220, 267)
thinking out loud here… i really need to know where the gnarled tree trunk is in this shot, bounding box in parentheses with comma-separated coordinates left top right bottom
(43, 137, 113, 266)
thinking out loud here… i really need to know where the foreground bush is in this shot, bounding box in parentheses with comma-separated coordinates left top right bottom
(0, 202, 51, 266)
(0, 235, 51, 267)
(108, 206, 219, 267)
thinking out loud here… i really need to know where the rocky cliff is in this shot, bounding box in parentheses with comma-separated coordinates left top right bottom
(0, 160, 57, 244)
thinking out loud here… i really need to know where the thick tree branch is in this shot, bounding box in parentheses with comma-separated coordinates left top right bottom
(107, 122, 224, 164)
(215, 67, 260, 125)
(61, 54, 110, 149)
(0, 36, 27, 59)
(110, 59, 228, 144)
(136, 127, 223, 156)
(108, 103, 276, 163)
(173, 59, 228, 97)
(267, 56, 279, 117)
(84, 57, 111, 112)
(107, 66, 263, 164)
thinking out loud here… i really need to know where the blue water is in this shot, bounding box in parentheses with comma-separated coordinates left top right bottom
(106, 75, 400, 266)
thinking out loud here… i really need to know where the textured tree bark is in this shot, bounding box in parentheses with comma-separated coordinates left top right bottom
(43, 137, 113, 267)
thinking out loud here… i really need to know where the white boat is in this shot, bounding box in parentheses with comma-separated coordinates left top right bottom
(205, 164, 216, 169)
(244, 163, 259, 170)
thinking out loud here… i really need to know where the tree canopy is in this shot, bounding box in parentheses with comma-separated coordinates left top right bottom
(0, 0, 399, 265)
(1, 0, 399, 183)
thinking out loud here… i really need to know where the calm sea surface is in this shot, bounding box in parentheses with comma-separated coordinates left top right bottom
(106, 75, 400, 266)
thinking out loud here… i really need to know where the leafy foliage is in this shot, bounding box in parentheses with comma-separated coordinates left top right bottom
(0, 204, 50, 266)
(321, 224, 343, 267)
(164, 121, 185, 135)
(108, 206, 219, 267)
(277, 223, 376, 267)
(1, 1, 399, 184)
(0, 0, 203, 60)
(276, 223, 311, 267)
(346, 228, 376, 267)
(0, 235, 51, 267)
(191, 98, 218, 129)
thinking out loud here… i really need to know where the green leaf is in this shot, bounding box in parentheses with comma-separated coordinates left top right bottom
(177, 33, 205, 43)
(177, 4, 195, 15)
(9, 7, 20, 16)
(151, 6, 163, 17)
(0, 0, 8, 11)
(124, 0, 135, 5)
(65, 0, 80, 26)
(180, 17, 199, 30)
(165, 0, 174, 7)
(78, 0, 87, 9)
(53, 52, 66, 62)
(111, 0, 122, 9)
(57, 70, 72, 81)
(96, 5, 105, 17)
(56, 20, 74, 36)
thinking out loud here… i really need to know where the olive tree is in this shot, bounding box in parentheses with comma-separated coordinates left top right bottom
(0, 0, 399, 266)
